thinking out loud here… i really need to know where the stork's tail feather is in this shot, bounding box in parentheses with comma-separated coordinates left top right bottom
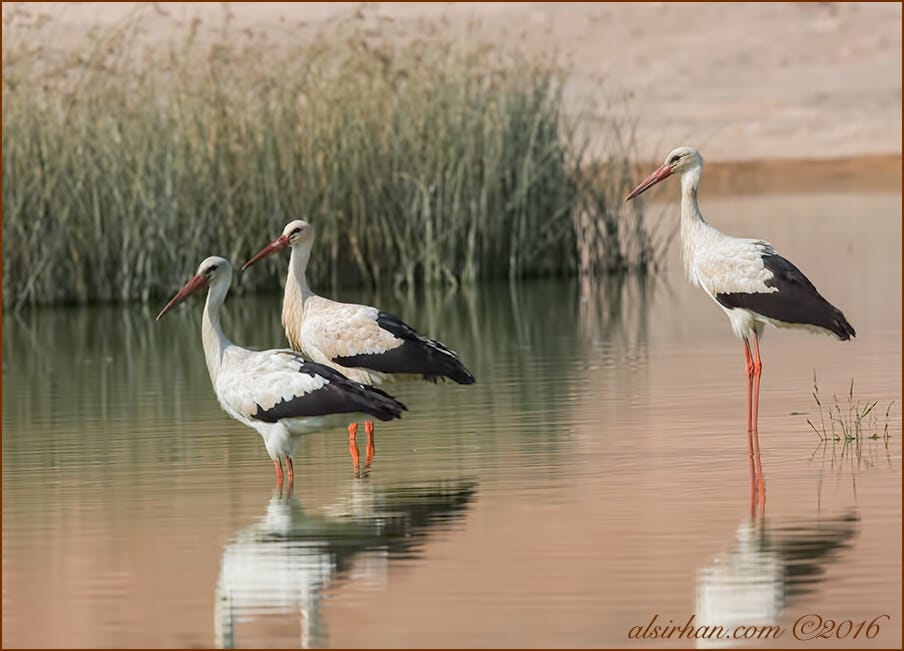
(367, 384, 409, 412)
(359, 384, 407, 421)
(830, 308, 856, 341)
(444, 364, 476, 385)
(414, 333, 475, 384)
(423, 346, 476, 385)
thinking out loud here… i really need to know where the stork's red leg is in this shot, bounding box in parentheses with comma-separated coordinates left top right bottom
(743, 338, 754, 433)
(364, 420, 375, 468)
(751, 331, 763, 436)
(751, 332, 763, 425)
(273, 459, 284, 485)
(743, 336, 765, 502)
(751, 332, 765, 502)
(348, 423, 360, 475)
(743, 337, 754, 378)
(286, 455, 295, 484)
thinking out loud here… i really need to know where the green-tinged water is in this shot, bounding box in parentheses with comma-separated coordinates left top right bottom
(3, 193, 901, 648)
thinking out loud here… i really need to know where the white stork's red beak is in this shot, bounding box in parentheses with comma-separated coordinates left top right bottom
(625, 163, 673, 201)
(242, 234, 290, 270)
(156, 273, 208, 320)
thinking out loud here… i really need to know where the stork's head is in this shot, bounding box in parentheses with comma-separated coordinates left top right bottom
(156, 256, 232, 320)
(242, 220, 314, 270)
(625, 146, 703, 201)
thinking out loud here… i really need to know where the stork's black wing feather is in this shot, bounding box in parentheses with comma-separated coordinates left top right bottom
(333, 311, 475, 384)
(716, 254, 855, 340)
(252, 356, 407, 423)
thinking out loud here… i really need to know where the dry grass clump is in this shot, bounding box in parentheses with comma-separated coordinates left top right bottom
(806, 373, 894, 443)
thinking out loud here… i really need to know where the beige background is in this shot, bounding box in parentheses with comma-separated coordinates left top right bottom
(4, 2, 901, 163)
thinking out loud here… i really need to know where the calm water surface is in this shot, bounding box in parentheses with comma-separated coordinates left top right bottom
(3, 193, 901, 648)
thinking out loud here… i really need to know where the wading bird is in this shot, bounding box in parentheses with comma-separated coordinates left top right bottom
(243, 220, 475, 455)
(156, 257, 406, 481)
(625, 147, 855, 492)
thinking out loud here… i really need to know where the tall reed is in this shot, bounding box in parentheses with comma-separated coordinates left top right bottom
(2, 5, 658, 307)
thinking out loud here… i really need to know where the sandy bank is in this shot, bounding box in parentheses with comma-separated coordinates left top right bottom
(4, 2, 901, 166)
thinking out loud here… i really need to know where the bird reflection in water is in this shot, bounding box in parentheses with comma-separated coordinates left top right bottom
(747, 409, 766, 507)
(214, 478, 477, 648)
(695, 454, 859, 648)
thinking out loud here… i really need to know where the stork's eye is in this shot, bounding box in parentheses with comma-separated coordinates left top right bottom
(207, 264, 218, 273)
(291, 227, 302, 235)
(669, 155, 681, 165)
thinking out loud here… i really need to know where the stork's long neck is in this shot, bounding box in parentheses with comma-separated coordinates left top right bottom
(202, 278, 233, 381)
(680, 166, 707, 227)
(679, 165, 714, 277)
(283, 242, 316, 337)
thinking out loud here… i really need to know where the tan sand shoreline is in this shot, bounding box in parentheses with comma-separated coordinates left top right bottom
(4, 2, 901, 198)
(4, 2, 900, 166)
(657, 153, 902, 198)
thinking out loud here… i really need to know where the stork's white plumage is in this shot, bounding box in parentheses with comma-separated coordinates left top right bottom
(242, 221, 475, 453)
(626, 147, 855, 496)
(156, 257, 406, 481)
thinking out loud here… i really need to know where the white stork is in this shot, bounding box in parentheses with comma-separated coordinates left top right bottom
(625, 147, 855, 491)
(156, 256, 407, 481)
(242, 220, 475, 454)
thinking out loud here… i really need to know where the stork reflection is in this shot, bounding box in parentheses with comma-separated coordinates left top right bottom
(695, 455, 859, 648)
(214, 478, 477, 648)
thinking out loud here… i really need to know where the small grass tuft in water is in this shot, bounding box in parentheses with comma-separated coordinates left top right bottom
(806, 371, 894, 444)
